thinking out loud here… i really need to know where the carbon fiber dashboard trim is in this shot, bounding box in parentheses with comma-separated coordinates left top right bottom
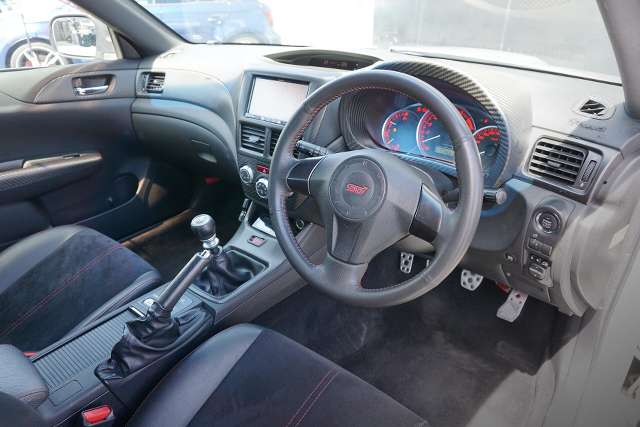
(339, 60, 533, 187)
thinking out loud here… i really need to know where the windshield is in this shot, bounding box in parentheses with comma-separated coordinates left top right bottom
(137, 0, 617, 79)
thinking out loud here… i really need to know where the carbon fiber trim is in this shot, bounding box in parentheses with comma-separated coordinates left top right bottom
(0, 152, 102, 192)
(339, 60, 532, 187)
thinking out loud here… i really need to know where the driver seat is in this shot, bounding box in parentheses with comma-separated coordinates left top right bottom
(127, 324, 429, 426)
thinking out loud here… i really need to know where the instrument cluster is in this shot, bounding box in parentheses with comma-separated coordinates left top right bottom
(379, 102, 500, 172)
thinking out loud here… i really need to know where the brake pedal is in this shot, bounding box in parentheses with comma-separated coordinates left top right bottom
(460, 269, 483, 291)
(400, 252, 414, 273)
(497, 289, 528, 322)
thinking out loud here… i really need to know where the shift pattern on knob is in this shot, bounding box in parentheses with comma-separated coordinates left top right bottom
(191, 214, 217, 243)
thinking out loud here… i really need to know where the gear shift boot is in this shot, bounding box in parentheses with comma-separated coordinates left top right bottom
(193, 249, 265, 297)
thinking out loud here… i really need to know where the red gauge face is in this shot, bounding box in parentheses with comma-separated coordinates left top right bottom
(381, 109, 420, 152)
(416, 106, 474, 162)
(473, 126, 500, 170)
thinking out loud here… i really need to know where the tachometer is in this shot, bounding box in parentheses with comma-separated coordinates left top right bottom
(382, 109, 421, 153)
(473, 126, 500, 170)
(416, 106, 475, 163)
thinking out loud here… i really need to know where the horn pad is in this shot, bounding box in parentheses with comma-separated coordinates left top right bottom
(329, 157, 386, 220)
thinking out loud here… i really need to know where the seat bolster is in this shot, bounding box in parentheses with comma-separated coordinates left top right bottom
(127, 324, 265, 427)
(64, 271, 164, 338)
(0, 226, 85, 295)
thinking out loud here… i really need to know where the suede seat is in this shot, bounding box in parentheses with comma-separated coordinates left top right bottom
(0, 226, 162, 352)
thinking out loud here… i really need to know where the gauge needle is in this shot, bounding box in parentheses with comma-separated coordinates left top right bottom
(423, 135, 441, 141)
(478, 151, 485, 156)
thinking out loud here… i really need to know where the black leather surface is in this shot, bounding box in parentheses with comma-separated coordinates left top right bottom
(128, 324, 428, 427)
(0, 392, 45, 427)
(269, 70, 484, 307)
(0, 226, 160, 350)
(96, 304, 213, 380)
(192, 249, 265, 297)
(0, 345, 48, 408)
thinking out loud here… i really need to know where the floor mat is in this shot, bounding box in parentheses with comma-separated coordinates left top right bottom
(123, 182, 244, 280)
(254, 250, 558, 427)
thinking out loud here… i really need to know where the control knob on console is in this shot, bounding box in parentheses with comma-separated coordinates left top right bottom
(256, 178, 269, 199)
(239, 165, 254, 184)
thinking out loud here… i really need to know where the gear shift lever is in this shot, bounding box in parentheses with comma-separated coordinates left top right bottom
(191, 214, 219, 250)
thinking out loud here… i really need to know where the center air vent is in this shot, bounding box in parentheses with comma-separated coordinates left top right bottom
(143, 72, 165, 93)
(528, 139, 587, 186)
(240, 124, 266, 153)
(269, 129, 282, 156)
(573, 96, 615, 120)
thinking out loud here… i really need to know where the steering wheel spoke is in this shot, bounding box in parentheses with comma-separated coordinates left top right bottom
(409, 184, 451, 243)
(286, 157, 325, 196)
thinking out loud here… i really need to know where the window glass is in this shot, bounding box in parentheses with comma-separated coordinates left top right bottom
(140, 0, 619, 79)
(0, 0, 115, 70)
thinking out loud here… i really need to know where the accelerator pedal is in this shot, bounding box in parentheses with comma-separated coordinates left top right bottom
(497, 289, 528, 322)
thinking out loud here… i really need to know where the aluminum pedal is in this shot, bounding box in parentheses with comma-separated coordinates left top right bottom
(497, 289, 528, 322)
(460, 269, 483, 291)
(400, 252, 414, 273)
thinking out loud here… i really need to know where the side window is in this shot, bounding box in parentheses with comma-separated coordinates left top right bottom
(1, 0, 116, 70)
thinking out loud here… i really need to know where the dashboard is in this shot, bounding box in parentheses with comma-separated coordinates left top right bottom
(129, 44, 640, 318)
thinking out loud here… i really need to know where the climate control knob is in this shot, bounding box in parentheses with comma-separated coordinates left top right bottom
(239, 165, 254, 184)
(255, 178, 269, 199)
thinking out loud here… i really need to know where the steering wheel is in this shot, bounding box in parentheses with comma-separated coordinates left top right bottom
(269, 70, 483, 307)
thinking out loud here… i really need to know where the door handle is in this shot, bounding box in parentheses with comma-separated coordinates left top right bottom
(74, 85, 109, 96)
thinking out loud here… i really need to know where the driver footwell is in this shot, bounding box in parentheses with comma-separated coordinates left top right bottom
(253, 250, 558, 427)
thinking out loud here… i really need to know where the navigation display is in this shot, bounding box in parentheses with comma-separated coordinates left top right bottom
(247, 77, 309, 125)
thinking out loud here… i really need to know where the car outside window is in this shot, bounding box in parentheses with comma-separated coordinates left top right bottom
(140, 0, 619, 80)
(0, 0, 115, 70)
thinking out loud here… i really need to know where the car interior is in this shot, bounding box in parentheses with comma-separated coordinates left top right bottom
(1, 0, 640, 426)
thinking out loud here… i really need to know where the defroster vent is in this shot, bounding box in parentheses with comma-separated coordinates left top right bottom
(528, 139, 587, 186)
(240, 124, 266, 153)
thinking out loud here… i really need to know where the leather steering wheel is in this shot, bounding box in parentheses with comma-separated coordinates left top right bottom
(269, 70, 483, 307)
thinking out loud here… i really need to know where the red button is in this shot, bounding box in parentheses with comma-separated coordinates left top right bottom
(256, 166, 269, 174)
(83, 406, 111, 424)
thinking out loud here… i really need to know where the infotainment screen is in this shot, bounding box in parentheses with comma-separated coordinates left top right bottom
(246, 77, 309, 125)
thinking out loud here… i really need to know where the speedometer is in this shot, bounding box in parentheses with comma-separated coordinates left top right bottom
(473, 126, 500, 170)
(416, 105, 474, 163)
(381, 108, 420, 153)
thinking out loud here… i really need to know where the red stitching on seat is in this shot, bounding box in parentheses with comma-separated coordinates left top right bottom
(293, 368, 344, 427)
(125, 323, 249, 427)
(14, 387, 48, 398)
(0, 245, 123, 338)
(285, 365, 338, 427)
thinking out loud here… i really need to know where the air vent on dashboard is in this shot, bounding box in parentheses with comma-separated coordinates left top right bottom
(269, 130, 281, 156)
(528, 139, 587, 186)
(143, 72, 165, 93)
(573, 96, 615, 120)
(240, 124, 266, 153)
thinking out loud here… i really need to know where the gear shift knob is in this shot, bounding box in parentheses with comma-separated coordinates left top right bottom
(191, 214, 219, 249)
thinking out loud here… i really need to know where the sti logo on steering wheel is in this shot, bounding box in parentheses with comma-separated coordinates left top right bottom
(345, 184, 369, 195)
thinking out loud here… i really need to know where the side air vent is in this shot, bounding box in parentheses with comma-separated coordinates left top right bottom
(240, 124, 266, 153)
(573, 96, 615, 120)
(528, 139, 587, 186)
(143, 72, 165, 93)
(269, 129, 282, 156)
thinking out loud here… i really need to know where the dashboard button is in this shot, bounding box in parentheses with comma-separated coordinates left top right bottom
(536, 211, 560, 233)
(541, 243, 553, 256)
(529, 263, 546, 280)
(505, 253, 517, 263)
(528, 237, 542, 251)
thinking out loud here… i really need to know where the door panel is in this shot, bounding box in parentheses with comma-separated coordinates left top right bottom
(0, 61, 194, 250)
